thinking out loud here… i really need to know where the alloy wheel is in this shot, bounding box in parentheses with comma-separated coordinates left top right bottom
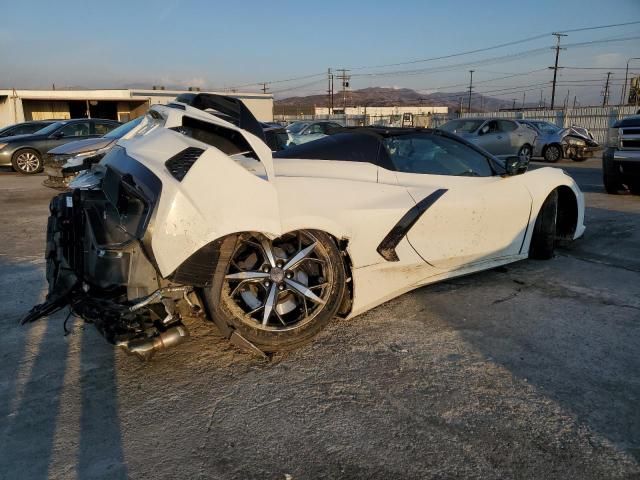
(223, 232, 334, 331)
(15, 152, 40, 173)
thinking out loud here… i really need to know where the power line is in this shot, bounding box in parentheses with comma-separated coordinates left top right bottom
(346, 20, 640, 70)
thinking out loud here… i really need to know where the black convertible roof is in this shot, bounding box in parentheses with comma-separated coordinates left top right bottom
(274, 126, 506, 174)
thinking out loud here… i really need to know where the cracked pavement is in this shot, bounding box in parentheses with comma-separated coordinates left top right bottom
(0, 157, 639, 479)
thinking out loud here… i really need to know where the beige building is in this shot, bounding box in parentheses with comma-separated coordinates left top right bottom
(315, 105, 448, 116)
(0, 88, 273, 128)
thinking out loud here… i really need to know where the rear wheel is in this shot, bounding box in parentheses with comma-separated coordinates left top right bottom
(12, 149, 43, 174)
(204, 230, 346, 352)
(543, 144, 562, 163)
(529, 190, 558, 260)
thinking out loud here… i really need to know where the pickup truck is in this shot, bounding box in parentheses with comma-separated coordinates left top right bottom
(603, 114, 640, 194)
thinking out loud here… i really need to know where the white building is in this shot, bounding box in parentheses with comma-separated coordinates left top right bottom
(0, 88, 273, 128)
(314, 105, 448, 116)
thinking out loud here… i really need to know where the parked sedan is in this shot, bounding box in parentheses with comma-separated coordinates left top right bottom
(0, 120, 59, 138)
(518, 120, 599, 163)
(286, 121, 342, 146)
(0, 118, 121, 174)
(43, 116, 144, 188)
(440, 118, 536, 161)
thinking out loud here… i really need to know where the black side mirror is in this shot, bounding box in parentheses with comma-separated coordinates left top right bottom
(52, 131, 65, 139)
(504, 155, 528, 175)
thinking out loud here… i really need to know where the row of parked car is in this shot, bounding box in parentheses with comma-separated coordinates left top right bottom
(0, 114, 598, 188)
(284, 118, 600, 163)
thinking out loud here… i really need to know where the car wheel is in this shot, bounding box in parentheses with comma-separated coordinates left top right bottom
(603, 174, 623, 194)
(529, 189, 558, 260)
(518, 144, 532, 162)
(543, 144, 562, 163)
(204, 230, 346, 353)
(12, 149, 43, 174)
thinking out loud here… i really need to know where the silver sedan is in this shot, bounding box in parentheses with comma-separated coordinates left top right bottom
(440, 118, 537, 161)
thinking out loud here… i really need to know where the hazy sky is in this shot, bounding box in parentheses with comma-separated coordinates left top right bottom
(1, 0, 639, 105)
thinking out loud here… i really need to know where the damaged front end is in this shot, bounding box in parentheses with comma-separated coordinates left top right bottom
(22, 146, 199, 361)
(562, 126, 600, 161)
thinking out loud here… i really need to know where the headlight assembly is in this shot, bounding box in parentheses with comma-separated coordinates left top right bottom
(566, 137, 586, 147)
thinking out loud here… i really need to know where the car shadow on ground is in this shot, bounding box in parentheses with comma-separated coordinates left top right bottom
(0, 259, 128, 479)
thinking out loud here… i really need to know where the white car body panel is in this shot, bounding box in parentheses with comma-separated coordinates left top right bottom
(112, 101, 585, 320)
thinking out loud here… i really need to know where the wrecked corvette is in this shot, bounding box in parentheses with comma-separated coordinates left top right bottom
(23, 93, 585, 360)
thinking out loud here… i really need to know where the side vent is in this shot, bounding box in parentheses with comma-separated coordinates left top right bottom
(165, 147, 205, 181)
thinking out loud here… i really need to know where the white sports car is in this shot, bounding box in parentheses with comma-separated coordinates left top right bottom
(23, 94, 585, 360)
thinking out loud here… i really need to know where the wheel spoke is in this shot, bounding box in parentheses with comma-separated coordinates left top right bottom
(262, 283, 278, 326)
(260, 237, 277, 267)
(285, 278, 326, 305)
(308, 282, 329, 290)
(283, 242, 317, 270)
(225, 271, 269, 281)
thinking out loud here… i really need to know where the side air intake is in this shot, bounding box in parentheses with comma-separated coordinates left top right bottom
(165, 147, 205, 181)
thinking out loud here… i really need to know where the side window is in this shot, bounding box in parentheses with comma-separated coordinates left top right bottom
(486, 120, 499, 133)
(307, 124, 324, 135)
(94, 122, 117, 136)
(383, 134, 494, 177)
(498, 120, 517, 132)
(58, 122, 90, 137)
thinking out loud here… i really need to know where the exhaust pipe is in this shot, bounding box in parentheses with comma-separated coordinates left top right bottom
(122, 325, 189, 361)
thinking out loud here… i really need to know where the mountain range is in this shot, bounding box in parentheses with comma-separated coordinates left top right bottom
(275, 86, 525, 112)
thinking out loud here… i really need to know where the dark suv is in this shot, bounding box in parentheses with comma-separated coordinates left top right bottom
(603, 114, 640, 194)
(0, 118, 120, 174)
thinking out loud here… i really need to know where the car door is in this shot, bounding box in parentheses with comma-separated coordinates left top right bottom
(473, 120, 510, 158)
(46, 121, 92, 151)
(385, 133, 532, 270)
(497, 119, 524, 156)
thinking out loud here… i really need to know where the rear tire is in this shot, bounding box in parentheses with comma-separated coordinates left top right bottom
(543, 144, 562, 163)
(204, 230, 346, 353)
(12, 149, 43, 174)
(529, 190, 558, 260)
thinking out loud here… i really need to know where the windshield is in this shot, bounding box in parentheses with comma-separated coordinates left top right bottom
(32, 121, 65, 135)
(103, 116, 143, 139)
(286, 122, 308, 134)
(440, 119, 484, 134)
(530, 121, 560, 134)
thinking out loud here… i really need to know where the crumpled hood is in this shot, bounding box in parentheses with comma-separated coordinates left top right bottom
(48, 137, 114, 155)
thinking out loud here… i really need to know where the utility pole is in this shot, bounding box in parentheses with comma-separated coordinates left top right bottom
(336, 69, 351, 111)
(522, 91, 526, 109)
(512, 98, 516, 110)
(327, 68, 334, 114)
(467, 70, 474, 113)
(458, 97, 463, 116)
(602, 72, 612, 107)
(549, 32, 567, 110)
(261, 83, 269, 94)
